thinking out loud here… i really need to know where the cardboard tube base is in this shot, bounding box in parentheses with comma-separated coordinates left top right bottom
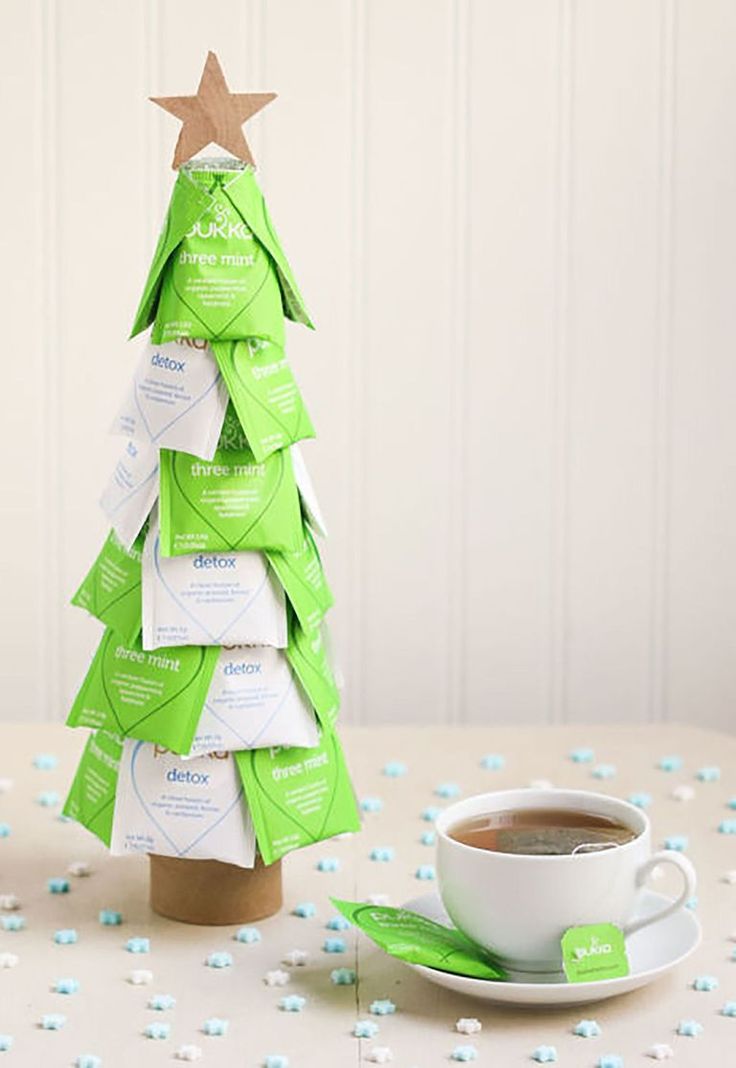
(149, 854, 283, 925)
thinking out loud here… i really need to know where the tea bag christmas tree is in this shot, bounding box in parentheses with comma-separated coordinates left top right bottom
(63, 52, 360, 923)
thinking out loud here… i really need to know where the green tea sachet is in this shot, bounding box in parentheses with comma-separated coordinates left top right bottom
(331, 900, 507, 981)
(266, 525, 334, 631)
(158, 444, 303, 556)
(71, 529, 143, 644)
(211, 338, 315, 462)
(131, 166, 312, 344)
(286, 614, 340, 729)
(66, 630, 219, 754)
(62, 729, 123, 847)
(235, 728, 360, 865)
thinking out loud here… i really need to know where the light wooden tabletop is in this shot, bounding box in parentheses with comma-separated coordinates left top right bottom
(1, 723, 734, 1067)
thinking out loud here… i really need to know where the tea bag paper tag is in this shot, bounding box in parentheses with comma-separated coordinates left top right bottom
(211, 339, 315, 463)
(187, 645, 319, 757)
(266, 526, 334, 632)
(141, 510, 287, 649)
(111, 338, 228, 461)
(100, 439, 159, 550)
(290, 443, 328, 539)
(561, 922, 629, 983)
(331, 899, 507, 980)
(111, 740, 256, 868)
(235, 728, 361, 865)
(158, 445, 302, 556)
(72, 529, 143, 645)
(62, 729, 123, 847)
(66, 629, 220, 755)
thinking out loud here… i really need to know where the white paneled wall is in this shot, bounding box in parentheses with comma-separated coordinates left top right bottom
(1, 0, 734, 730)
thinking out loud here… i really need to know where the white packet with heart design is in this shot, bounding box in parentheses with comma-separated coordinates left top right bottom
(110, 739, 255, 867)
(112, 338, 228, 461)
(290, 444, 328, 539)
(141, 510, 287, 649)
(186, 645, 319, 757)
(99, 439, 159, 550)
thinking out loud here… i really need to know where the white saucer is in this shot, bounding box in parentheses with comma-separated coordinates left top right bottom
(401, 890, 701, 1006)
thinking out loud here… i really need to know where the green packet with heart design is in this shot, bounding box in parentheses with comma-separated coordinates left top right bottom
(158, 444, 302, 557)
(235, 727, 360, 865)
(62, 729, 123, 847)
(330, 900, 507, 981)
(286, 614, 340, 729)
(266, 526, 333, 631)
(71, 529, 143, 644)
(211, 339, 315, 463)
(131, 165, 312, 345)
(66, 630, 220, 755)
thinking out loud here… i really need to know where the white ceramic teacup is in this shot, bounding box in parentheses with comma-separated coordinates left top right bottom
(436, 788, 696, 974)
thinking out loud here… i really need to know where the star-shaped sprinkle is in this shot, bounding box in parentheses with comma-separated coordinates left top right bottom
(323, 938, 346, 953)
(0, 894, 20, 910)
(1, 915, 24, 931)
(33, 753, 58, 769)
(206, 951, 232, 969)
(671, 785, 695, 802)
(677, 1019, 703, 1036)
(382, 762, 407, 777)
(282, 949, 309, 967)
(99, 909, 122, 926)
(175, 1046, 202, 1062)
(354, 1020, 380, 1038)
(316, 857, 340, 872)
(54, 977, 79, 994)
(0, 779, 13, 794)
(279, 995, 306, 1012)
(685, 896, 698, 910)
(721, 1002, 736, 1017)
(75, 1056, 101, 1068)
(0, 953, 18, 968)
(0, 1036, 12, 1052)
(663, 835, 688, 852)
(415, 865, 436, 880)
(365, 894, 390, 906)
(696, 766, 720, 782)
(128, 969, 153, 985)
(126, 937, 149, 953)
(597, 1058, 623, 1068)
(532, 1047, 557, 1063)
(451, 1048, 477, 1063)
(330, 968, 356, 985)
(369, 999, 396, 1016)
(480, 754, 505, 770)
(0, 825, 11, 838)
(718, 819, 736, 834)
(421, 806, 441, 822)
(658, 755, 682, 771)
(455, 1019, 482, 1035)
(148, 994, 176, 1010)
(592, 764, 616, 780)
(234, 926, 261, 944)
(151, 51, 276, 169)
(573, 1019, 601, 1038)
(570, 747, 594, 763)
(292, 902, 316, 918)
(202, 1018, 228, 1036)
(326, 916, 351, 931)
(370, 847, 395, 862)
(264, 969, 290, 987)
(40, 1013, 66, 1030)
(144, 1022, 170, 1039)
(367, 1047, 393, 1063)
(435, 783, 461, 798)
(646, 1044, 673, 1059)
(628, 793, 652, 809)
(361, 797, 383, 813)
(48, 877, 70, 894)
(692, 975, 718, 991)
(68, 861, 92, 877)
(37, 790, 60, 807)
(420, 831, 436, 846)
(264, 1057, 288, 1068)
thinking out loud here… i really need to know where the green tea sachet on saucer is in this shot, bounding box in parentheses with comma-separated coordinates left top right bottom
(66, 630, 219, 755)
(62, 729, 123, 847)
(235, 727, 361, 865)
(158, 444, 303, 556)
(131, 165, 312, 344)
(211, 338, 315, 462)
(266, 525, 334, 631)
(331, 900, 507, 981)
(71, 529, 143, 644)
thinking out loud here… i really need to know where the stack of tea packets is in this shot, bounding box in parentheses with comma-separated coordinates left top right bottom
(63, 160, 360, 869)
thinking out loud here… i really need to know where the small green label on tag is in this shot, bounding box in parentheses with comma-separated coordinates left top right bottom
(561, 922, 629, 983)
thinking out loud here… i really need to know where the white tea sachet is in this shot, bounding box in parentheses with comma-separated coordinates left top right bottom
(111, 740, 255, 868)
(187, 645, 319, 757)
(141, 511, 287, 649)
(291, 444, 328, 539)
(112, 338, 228, 461)
(99, 439, 159, 550)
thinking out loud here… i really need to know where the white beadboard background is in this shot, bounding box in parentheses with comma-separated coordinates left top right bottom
(1, 0, 735, 731)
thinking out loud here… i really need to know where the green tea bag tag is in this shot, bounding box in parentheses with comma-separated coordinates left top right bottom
(71, 529, 143, 644)
(561, 922, 629, 982)
(285, 616, 340, 728)
(62, 730, 123, 846)
(266, 526, 334, 631)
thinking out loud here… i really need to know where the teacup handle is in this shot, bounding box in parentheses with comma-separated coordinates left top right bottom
(623, 849, 697, 937)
